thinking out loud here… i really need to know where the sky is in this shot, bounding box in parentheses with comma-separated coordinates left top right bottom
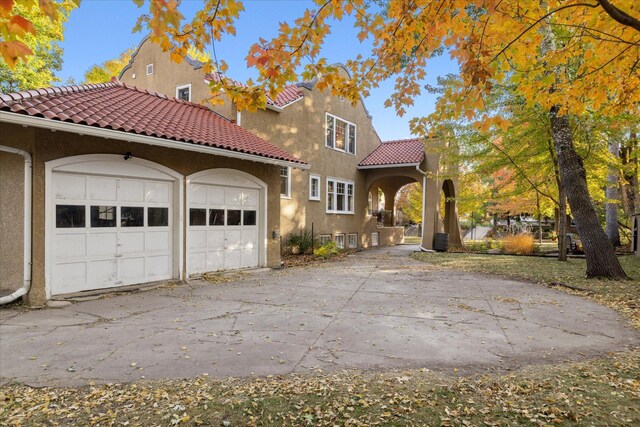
(58, 0, 459, 141)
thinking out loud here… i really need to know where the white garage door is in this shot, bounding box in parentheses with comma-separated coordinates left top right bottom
(188, 183, 259, 274)
(51, 171, 173, 295)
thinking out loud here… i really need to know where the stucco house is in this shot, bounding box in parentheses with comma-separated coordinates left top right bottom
(118, 37, 462, 251)
(0, 38, 462, 306)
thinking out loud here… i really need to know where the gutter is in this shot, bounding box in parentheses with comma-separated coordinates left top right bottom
(0, 112, 309, 171)
(357, 162, 421, 170)
(0, 145, 32, 305)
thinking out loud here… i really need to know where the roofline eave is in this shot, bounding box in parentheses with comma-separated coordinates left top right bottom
(0, 112, 309, 170)
(357, 162, 421, 170)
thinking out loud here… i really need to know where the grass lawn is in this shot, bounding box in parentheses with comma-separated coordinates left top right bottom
(2, 254, 639, 426)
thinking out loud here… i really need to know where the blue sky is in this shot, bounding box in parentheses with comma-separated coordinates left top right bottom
(59, 0, 459, 141)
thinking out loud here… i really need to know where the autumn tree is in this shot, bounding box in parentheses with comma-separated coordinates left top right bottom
(0, 0, 76, 92)
(83, 48, 134, 84)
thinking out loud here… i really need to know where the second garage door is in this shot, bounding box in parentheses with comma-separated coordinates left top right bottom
(188, 182, 260, 274)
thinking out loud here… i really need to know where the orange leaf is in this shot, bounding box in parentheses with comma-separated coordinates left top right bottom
(7, 15, 36, 38)
(0, 0, 15, 18)
(1, 40, 33, 68)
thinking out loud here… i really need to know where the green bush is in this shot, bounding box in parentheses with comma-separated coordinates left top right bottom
(314, 241, 341, 258)
(287, 228, 317, 255)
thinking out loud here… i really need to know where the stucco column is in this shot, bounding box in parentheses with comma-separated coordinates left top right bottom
(421, 175, 439, 250)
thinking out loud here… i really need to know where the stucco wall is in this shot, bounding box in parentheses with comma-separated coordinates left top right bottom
(0, 122, 282, 305)
(0, 150, 26, 294)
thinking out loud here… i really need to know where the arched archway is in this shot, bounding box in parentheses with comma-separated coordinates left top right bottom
(440, 179, 462, 247)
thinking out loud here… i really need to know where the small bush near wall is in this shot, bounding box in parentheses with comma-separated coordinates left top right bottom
(314, 241, 341, 258)
(287, 228, 317, 255)
(502, 233, 535, 255)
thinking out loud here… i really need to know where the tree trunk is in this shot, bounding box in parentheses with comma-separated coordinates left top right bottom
(557, 189, 567, 261)
(549, 107, 628, 279)
(606, 138, 621, 247)
(536, 191, 542, 244)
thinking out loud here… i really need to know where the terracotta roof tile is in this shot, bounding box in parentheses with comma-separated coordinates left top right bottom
(358, 138, 425, 167)
(0, 79, 305, 165)
(206, 72, 304, 108)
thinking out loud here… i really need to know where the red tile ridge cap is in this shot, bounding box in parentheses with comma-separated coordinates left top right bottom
(381, 137, 424, 144)
(1, 81, 116, 105)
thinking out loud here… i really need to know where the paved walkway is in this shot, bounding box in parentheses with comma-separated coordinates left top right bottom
(1, 246, 637, 386)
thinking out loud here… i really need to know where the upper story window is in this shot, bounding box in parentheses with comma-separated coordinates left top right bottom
(146, 64, 154, 75)
(280, 166, 291, 199)
(326, 177, 354, 214)
(309, 174, 320, 201)
(325, 113, 356, 155)
(176, 84, 191, 102)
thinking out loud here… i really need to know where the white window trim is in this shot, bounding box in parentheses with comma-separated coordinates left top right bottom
(309, 174, 321, 201)
(324, 112, 356, 156)
(176, 84, 192, 102)
(280, 166, 291, 199)
(326, 176, 355, 215)
(146, 63, 154, 75)
(319, 234, 332, 244)
(371, 231, 379, 247)
(348, 233, 358, 248)
(335, 233, 345, 249)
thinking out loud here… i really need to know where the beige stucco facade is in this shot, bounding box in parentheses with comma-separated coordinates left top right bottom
(119, 37, 415, 248)
(0, 122, 283, 305)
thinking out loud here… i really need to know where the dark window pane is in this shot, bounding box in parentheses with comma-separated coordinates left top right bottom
(90, 206, 116, 227)
(190, 208, 206, 226)
(148, 207, 169, 227)
(243, 210, 256, 226)
(227, 209, 241, 226)
(121, 207, 144, 227)
(56, 205, 85, 228)
(209, 209, 225, 226)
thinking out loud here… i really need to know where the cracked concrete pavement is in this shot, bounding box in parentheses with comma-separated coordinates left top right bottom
(1, 245, 638, 387)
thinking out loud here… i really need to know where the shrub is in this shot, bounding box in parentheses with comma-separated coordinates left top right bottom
(287, 228, 317, 255)
(502, 233, 535, 255)
(314, 240, 341, 258)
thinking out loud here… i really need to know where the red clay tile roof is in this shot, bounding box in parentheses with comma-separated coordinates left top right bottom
(358, 138, 425, 167)
(206, 72, 304, 108)
(0, 80, 305, 165)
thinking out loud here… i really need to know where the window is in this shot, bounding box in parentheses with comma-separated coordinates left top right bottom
(209, 209, 225, 226)
(146, 63, 153, 75)
(335, 234, 345, 249)
(121, 207, 144, 227)
(348, 233, 358, 248)
(176, 84, 191, 102)
(91, 206, 116, 227)
(309, 174, 320, 200)
(190, 208, 206, 226)
(227, 210, 242, 226)
(243, 210, 257, 226)
(372, 232, 379, 247)
(325, 113, 356, 154)
(326, 178, 354, 214)
(319, 234, 332, 244)
(148, 207, 169, 227)
(56, 205, 85, 228)
(280, 166, 290, 198)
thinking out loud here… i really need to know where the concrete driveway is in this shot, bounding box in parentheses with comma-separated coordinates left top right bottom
(1, 246, 638, 387)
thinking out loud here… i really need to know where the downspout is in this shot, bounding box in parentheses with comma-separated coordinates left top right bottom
(0, 145, 32, 305)
(415, 163, 432, 252)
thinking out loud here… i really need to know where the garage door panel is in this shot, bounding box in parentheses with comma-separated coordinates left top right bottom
(55, 234, 86, 260)
(225, 188, 244, 206)
(207, 229, 225, 249)
(88, 260, 117, 286)
(189, 229, 207, 249)
(88, 233, 117, 257)
(206, 251, 224, 271)
(189, 252, 206, 273)
(146, 181, 170, 203)
(146, 231, 170, 252)
(225, 230, 242, 250)
(189, 184, 207, 205)
(207, 186, 225, 205)
(244, 190, 258, 207)
(120, 180, 145, 202)
(119, 232, 145, 254)
(147, 255, 170, 278)
(53, 262, 87, 291)
(54, 174, 86, 200)
(120, 257, 145, 282)
(88, 177, 117, 201)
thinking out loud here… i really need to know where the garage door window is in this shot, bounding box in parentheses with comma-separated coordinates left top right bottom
(121, 207, 144, 227)
(148, 207, 169, 227)
(90, 206, 116, 227)
(227, 209, 242, 226)
(56, 205, 85, 228)
(209, 209, 225, 226)
(243, 210, 256, 226)
(190, 208, 206, 226)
